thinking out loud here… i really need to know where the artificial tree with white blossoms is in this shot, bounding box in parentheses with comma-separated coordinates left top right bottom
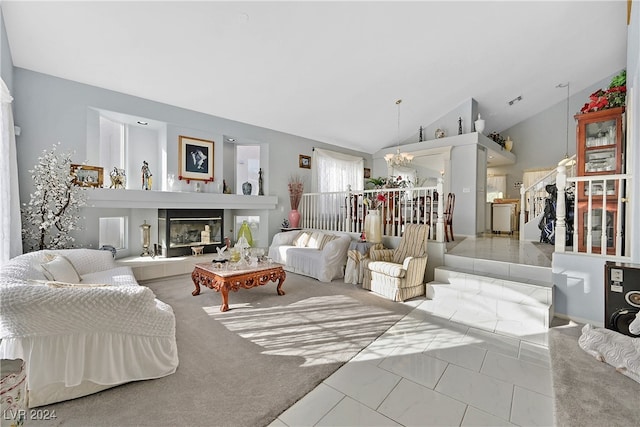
(21, 143, 87, 251)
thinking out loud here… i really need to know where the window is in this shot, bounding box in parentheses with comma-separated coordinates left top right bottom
(486, 175, 506, 202)
(99, 217, 127, 250)
(312, 148, 364, 192)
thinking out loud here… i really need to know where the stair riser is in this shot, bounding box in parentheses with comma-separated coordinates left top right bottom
(427, 285, 551, 324)
(422, 291, 551, 330)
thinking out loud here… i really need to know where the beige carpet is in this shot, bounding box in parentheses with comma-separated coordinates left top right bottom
(549, 323, 640, 426)
(34, 272, 413, 427)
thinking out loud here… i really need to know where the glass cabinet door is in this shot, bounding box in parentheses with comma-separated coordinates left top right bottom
(584, 148, 616, 173)
(584, 118, 617, 147)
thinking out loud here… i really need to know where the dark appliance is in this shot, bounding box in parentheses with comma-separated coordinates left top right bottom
(604, 261, 640, 337)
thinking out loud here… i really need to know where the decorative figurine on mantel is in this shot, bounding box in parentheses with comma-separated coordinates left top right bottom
(258, 168, 264, 195)
(458, 117, 463, 135)
(223, 179, 231, 194)
(141, 161, 152, 190)
(109, 167, 126, 189)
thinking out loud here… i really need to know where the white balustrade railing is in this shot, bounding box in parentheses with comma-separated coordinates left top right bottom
(520, 155, 576, 240)
(299, 180, 445, 242)
(555, 163, 631, 257)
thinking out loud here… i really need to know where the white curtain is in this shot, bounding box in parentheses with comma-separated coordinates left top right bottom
(0, 78, 22, 264)
(486, 174, 506, 202)
(312, 148, 364, 192)
(523, 168, 555, 191)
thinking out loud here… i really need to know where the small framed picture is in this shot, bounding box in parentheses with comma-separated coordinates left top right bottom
(179, 136, 214, 182)
(71, 164, 103, 187)
(299, 155, 311, 169)
(364, 168, 371, 179)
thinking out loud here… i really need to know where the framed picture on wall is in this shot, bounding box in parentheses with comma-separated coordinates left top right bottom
(179, 135, 214, 182)
(364, 168, 371, 179)
(299, 155, 311, 169)
(70, 164, 103, 187)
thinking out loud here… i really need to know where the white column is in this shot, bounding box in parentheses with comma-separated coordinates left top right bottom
(519, 184, 525, 241)
(555, 165, 567, 253)
(436, 178, 445, 243)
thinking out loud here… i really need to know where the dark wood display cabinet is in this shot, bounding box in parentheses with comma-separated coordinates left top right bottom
(574, 107, 625, 254)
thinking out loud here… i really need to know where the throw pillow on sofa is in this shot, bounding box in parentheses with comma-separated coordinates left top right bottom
(293, 231, 312, 247)
(40, 255, 81, 283)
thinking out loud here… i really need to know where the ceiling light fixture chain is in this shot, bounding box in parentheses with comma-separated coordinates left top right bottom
(385, 99, 414, 167)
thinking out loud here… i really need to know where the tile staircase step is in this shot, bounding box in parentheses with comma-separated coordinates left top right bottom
(432, 266, 553, 307)
(425, 282, 551, 327)
(422, 265, 554, 344)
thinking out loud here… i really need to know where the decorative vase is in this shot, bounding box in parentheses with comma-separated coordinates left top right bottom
(474, 114, 485, 134)
(288, 209, 301, 228)
(242, 181, 252, 195)
(505, 136, 513, 152)
(237, 220, 253, 247)
(140, 220, 152, 256)
(364, 210, 382, 244)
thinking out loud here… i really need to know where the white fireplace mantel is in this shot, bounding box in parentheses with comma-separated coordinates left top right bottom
(84, 188, 279, 210)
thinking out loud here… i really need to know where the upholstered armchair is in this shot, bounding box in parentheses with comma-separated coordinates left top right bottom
(362, 223, 429, 302)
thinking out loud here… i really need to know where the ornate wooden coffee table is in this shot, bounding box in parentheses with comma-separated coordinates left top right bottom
(191, 262, 286, 312)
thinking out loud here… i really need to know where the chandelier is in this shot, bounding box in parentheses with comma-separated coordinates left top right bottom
(384, 99, 414, 167)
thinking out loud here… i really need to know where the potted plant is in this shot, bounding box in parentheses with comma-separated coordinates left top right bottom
(580, 70, 626, 114)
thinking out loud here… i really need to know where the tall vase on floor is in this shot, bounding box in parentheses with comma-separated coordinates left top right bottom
(364, 210, 382, 244)
(288, 209, 301, 228)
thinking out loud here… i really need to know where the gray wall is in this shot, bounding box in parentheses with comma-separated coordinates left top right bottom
(12, 68, 371, 251)
(0, 8, 13, 92)
(404, 98, 478, 145)
(490, 74, 620, 199)
(552, 252, 607, 325)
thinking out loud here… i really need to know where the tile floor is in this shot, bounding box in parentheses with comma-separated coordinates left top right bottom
(446, 233, 554, 268)
(270, 236, 556, 427)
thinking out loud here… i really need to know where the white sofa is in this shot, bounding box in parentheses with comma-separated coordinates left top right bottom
(0, 249, 179, 407)
(268, 230, 351, 282)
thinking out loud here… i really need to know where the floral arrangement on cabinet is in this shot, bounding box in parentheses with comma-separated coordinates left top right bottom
(580, 69, 626, 114)
(22, 143, 87, 251)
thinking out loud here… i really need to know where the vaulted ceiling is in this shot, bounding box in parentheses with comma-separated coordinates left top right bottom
(1, 1, 628, 153)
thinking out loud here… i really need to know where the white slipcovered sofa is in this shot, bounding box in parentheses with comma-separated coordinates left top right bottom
(268, 230, 351, 282)
(0, 249, 179, 407)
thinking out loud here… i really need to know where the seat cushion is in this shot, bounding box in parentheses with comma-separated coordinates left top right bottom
(367, 261, 406, 278)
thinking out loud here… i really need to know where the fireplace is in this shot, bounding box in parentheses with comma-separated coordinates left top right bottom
(158, 209, 224, 257)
